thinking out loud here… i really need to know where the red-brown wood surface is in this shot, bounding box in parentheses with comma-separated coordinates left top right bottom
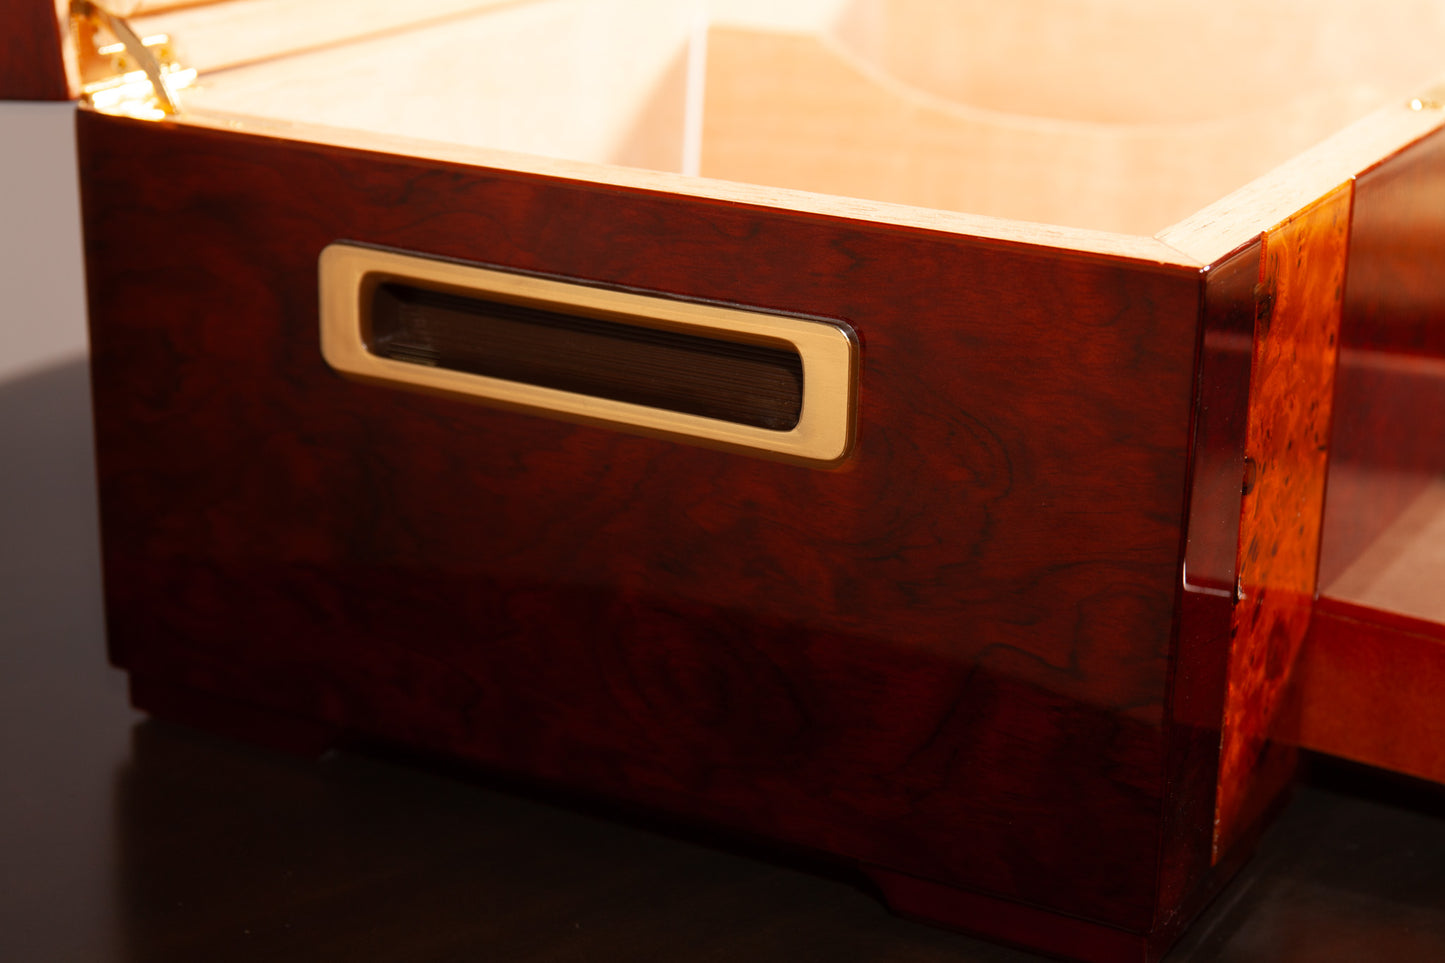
(79, 109, 1228, 959)
(1288, 599, 1445, 785)
(1332, 124, 1445, 359)
(1213, 186, 1351, 859)
(1294, 126, 1445, 787)
(2, 0, 70, 101)
(1318, 124, 1445, 589)
(1154, 241, 1258, 930)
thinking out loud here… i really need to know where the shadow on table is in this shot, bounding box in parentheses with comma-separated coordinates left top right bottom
(5, 359, 1445, 963)
(110, 716, 1044, 963)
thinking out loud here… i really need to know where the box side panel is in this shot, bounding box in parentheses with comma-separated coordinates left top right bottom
(80, 111, 1203, 935)
(1, 0, 70, 101)
(1294, 125, 1445, 785)
(1319, 124, 1445, 588)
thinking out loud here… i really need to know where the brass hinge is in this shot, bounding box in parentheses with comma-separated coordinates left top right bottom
(71, 0, 196, 118)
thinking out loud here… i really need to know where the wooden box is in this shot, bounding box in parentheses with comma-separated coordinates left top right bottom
(7, 2, 1445, 960)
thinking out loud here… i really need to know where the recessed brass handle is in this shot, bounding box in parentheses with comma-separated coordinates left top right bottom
(319, 243, 858, 466)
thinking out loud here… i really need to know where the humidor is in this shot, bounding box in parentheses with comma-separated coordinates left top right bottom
(6, 2, 1444, 959)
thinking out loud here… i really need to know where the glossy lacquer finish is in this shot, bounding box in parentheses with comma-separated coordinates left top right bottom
(1163, 242, 1258, 924)
(1296, 126, 1445, 786)
(80, 110, 1244, 961)
(1318, 124, 1445, 583)
(1213, 187, 1351, 858)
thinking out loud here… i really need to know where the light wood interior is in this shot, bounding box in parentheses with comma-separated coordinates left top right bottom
(179, 0, 696, 175)
(156, 0, 1445, 237)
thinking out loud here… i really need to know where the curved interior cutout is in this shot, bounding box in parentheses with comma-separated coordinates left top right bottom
(179, 0, 1445, 235)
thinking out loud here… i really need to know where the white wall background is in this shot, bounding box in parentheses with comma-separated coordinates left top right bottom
(0, 100, 102, 646)
(1, 102, 88, 379)
(0, 100, 136, 960)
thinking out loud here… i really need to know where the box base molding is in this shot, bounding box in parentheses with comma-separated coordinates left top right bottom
(126, 671, 1214, 962)
(865, 867, 1166, 963)
(129, 674, 346, 759)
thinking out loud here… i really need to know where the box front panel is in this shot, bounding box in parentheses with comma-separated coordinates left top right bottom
(80, 111, 1203, 933)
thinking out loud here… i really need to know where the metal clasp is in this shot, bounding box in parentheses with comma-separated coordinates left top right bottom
(71, 0, 195, 118)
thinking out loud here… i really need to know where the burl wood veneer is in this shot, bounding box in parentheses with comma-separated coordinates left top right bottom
(1213, 187, 1350, 859)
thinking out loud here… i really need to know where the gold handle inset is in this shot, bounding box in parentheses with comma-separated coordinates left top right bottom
(319, 243, 858, 466)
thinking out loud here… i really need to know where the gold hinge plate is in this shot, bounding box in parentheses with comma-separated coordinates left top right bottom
(71, 1, 196, 119)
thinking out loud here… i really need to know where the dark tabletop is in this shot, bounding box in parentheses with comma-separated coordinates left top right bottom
(4, 358, 1445, 963)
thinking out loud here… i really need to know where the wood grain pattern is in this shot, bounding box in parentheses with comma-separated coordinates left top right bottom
(1, 0, 70, 101)
(79, 108, 1224, 959)
(1213, 185, 1351, 859)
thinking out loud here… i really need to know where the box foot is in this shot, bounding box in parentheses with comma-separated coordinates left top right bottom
(128, 675, 345, 759)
